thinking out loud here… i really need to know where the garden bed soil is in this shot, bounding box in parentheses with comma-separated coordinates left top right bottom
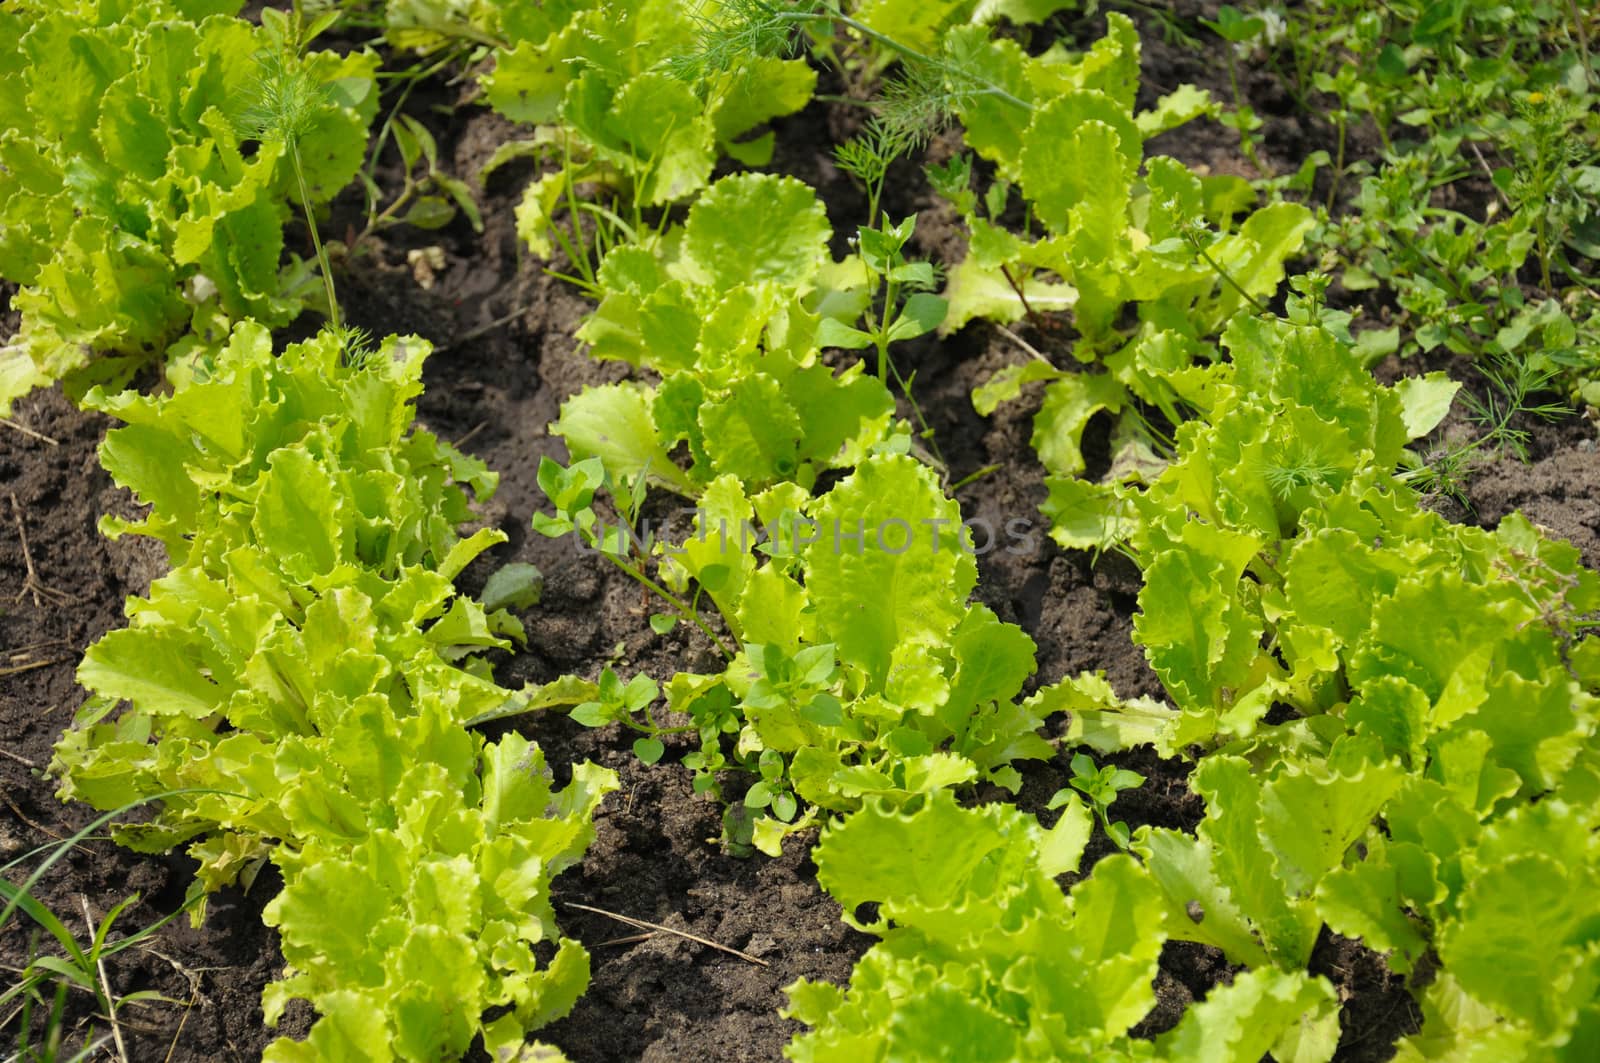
(5, 3, 1599, 1061)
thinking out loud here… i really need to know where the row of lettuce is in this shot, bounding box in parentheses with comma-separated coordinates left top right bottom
(4, 2, 621, 1059)
(3, 1, 1596, 1061)
(57, 325, 616, 1060)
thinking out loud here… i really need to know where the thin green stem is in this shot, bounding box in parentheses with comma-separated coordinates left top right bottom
(1225, 46, 1244, 115)
(1222, 46, 1262, 170)
(576, 201, 642, 246)
(1186, 230, 1267, 314)
(546, 135, 605, 291)
(1567, 0, 1592, 87)
(877, 273, 897, 381)
(813, 93, 880, 108)
(949, 464, 1000, 492)
(602, 551, 735, 660)
(561, 137, 593, 283)
(626, 711, 696, 737)
(1537, 213, 1553, 292)
(1327, 114, 1347, 213)
(1371, 109, 1394, 156)
(889, 365, 947, 470)
(998, 265, 1047, 332)
(543, 265, 603, 298)
(350, 175, 418, 254)
(289, 139, 340, 331)
(361, 47, 463, 199)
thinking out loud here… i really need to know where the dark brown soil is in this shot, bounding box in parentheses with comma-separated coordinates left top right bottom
(4, 4, 1598, 1063)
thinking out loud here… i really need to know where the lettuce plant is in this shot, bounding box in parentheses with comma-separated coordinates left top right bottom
(944, 14, 1318, 491)
(538, 452, 1052, 855)
(51, 324, 616, 1060)
(1033, 314, 1600, 1055)
(554, 172, 898, 496)
(445, 0, 819, 285)
(0, 0, 378, 412)
(785, 792, 1340, 1061)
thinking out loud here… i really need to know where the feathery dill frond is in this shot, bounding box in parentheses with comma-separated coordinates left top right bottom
(834, 118, 919, 223)
(337, 326, 379, 370)
(874, 26, 1028, 148)
(1461, 348, 1569, 462)
(235, 49, 328, 144)
(1404, 348, 1570, 508)
(875, 60, 955, 149)
(1402, 445, 1474, 509)
(834, 120, 908, 188)
(664, 0, 1031, 156)
(1261, 438, 1341, 498)
(665, 0, 831, 81)
(235, 48, 343, 329)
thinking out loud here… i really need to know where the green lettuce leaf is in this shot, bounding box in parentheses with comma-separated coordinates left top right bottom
(0, 2, 376, 412)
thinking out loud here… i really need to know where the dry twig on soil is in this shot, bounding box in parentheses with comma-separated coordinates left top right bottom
(561, 900, 771, 967)
(9, 493, 72, 609)
(0, 417, 59, 446)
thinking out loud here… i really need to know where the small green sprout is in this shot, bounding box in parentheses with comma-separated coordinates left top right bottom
(1051, 753, 1146, 850)
(570, 667, 680, 765)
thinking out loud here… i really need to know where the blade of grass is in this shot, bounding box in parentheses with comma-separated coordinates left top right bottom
(0, 881, 91, 972)
(0, 789, 246, 928)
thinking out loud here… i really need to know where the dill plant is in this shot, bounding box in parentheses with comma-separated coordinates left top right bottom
(236, 48, 344, 331)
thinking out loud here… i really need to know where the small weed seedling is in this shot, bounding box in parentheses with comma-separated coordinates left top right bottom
(1052, 753, 1146, 850)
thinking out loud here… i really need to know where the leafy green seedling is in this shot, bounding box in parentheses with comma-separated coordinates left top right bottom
(570, 668, 659, 731)
(818, 211, 949, 378)
(744, 749, 799, 824)
(351, 113, 483, 253)
(257, 4, 341, 55)
(926, 153, 977, 217)
(681, 684, 742, 797)
(571, 667, 682, 765)
(1202, 6, 1268, 171)
(820, 133, 949, 462)
(531, 456, 651, 560)
(828, 127, 949, 362)
(1051, 753, 1146, 849)
(721, 802, 757, 859)
(1202, 4, 1266, 44)
(733, 644, 838, 825)
(532, 456, 607, 540)
(534, 456, 733, 657)
(743, 644, 840, 715)
(481, 562, 544, 612)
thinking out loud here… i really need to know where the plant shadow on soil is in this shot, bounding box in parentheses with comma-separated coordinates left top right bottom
(4, 2, 1600, 1060)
